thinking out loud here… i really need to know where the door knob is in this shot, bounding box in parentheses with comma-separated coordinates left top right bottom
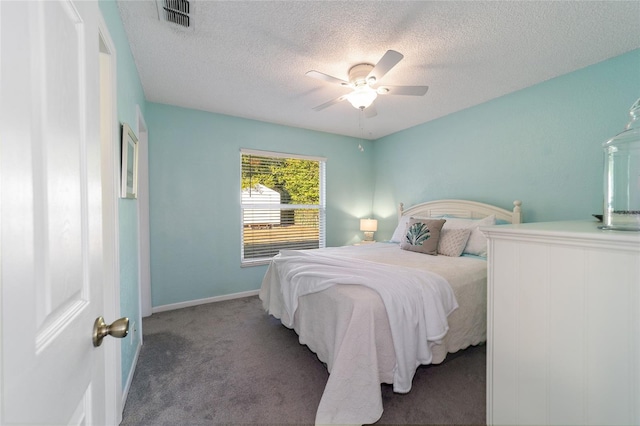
(92, 316, 129, 347)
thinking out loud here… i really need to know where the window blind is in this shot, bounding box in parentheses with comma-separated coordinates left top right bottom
(240, 149, 326, 265)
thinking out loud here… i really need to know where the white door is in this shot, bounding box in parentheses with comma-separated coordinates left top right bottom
(1, 1, 109, 424)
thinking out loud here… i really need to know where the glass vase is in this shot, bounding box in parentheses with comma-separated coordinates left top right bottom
(602, 98, 640, 231)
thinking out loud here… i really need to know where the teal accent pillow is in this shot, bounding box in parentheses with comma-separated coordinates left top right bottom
(400, 218, 446, 255)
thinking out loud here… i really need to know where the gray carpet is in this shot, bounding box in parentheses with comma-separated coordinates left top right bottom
(121, 296, 485, 425)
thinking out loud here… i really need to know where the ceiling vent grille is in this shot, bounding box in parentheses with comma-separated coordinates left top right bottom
(158, 0, 190, 28)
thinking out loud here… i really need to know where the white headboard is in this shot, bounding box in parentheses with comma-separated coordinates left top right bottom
(398, 199, 522, 224)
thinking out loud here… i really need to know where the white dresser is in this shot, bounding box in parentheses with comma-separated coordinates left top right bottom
(482, 220, 640, 426)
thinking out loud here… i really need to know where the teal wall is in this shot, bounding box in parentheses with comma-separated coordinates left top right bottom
(372, 49, 640, 240)
(99, 0, 146, 392)
(147, 103, 374, 307)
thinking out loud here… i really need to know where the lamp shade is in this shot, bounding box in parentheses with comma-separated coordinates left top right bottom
(360, 218, 378, 232)
(347, 86, 377, 110)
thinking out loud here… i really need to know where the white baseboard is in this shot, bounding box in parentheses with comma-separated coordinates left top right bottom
(121, 340, 142, 409)
(151, 289, 260, 314)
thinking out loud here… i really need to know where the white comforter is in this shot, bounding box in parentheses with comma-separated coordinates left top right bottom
(275, 248, 458, 394)
(261, 244, 483, 425)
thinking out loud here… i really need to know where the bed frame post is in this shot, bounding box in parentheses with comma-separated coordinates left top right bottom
(512, 200, 522, 224)
(398, 203, 404, 222)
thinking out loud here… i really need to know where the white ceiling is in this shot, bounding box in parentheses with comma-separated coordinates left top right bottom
(117, 1, 640, 140)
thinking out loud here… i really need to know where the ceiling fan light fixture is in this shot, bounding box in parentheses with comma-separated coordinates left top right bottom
(307, 50, 428, 113)
(347, 85, 378, 110)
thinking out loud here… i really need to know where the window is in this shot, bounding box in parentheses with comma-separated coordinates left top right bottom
(240, 149, 326, 265)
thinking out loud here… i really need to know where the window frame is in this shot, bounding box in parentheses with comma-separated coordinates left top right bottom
(240, 148, 326, 266)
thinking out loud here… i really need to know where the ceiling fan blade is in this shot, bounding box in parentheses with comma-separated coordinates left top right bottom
(312, 95, 348, 111)
(367, 50, 404, 83)
(364, 104, 377, 118)
(378, 85, 429, 96)
(305, 70, 350, 86)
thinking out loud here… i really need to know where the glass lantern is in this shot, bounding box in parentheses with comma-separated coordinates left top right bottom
(601, 98, 640, 231)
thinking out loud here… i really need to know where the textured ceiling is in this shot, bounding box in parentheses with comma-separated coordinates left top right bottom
(117, 1, 640, 140)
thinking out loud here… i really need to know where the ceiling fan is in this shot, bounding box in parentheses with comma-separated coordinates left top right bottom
(305, 50, 428, 117)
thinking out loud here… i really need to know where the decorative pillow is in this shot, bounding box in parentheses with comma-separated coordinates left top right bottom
(399, 218, 446, 255)
(441, 215, 496, 257)
(390, 215, 440, 242)
(438, 228, 472, 257)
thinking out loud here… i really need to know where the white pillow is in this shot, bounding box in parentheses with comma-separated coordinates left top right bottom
(438, 228, 471, 257)
(390, 215, 411, 242)
(392, 214, 496, 256)
(442, 215, 495, 257)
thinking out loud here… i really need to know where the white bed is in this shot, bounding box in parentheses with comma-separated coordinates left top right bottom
(259, 199, 522, 425)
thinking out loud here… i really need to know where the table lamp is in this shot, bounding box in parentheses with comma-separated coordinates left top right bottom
(360, 218, 378, 242)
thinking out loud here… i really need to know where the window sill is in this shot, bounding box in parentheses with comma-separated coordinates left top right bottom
(240, 258, 272, 268)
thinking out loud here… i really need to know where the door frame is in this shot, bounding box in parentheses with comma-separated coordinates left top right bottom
(98, 12, 123, 425)
(1, 5, 4, 424)
(137, 106, 152, 319)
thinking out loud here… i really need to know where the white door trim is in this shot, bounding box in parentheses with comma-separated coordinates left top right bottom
(98, 12, 123, 425)
(137, 106, 152, 319)
(1, 5, 5, 423)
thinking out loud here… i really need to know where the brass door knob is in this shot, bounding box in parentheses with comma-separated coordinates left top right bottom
(92, 316, 129, 347)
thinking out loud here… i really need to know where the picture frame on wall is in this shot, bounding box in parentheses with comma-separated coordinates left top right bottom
(121, 122, 139, 199)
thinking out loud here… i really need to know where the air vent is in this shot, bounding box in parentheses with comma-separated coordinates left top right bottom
(157, 0, 190, 28)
